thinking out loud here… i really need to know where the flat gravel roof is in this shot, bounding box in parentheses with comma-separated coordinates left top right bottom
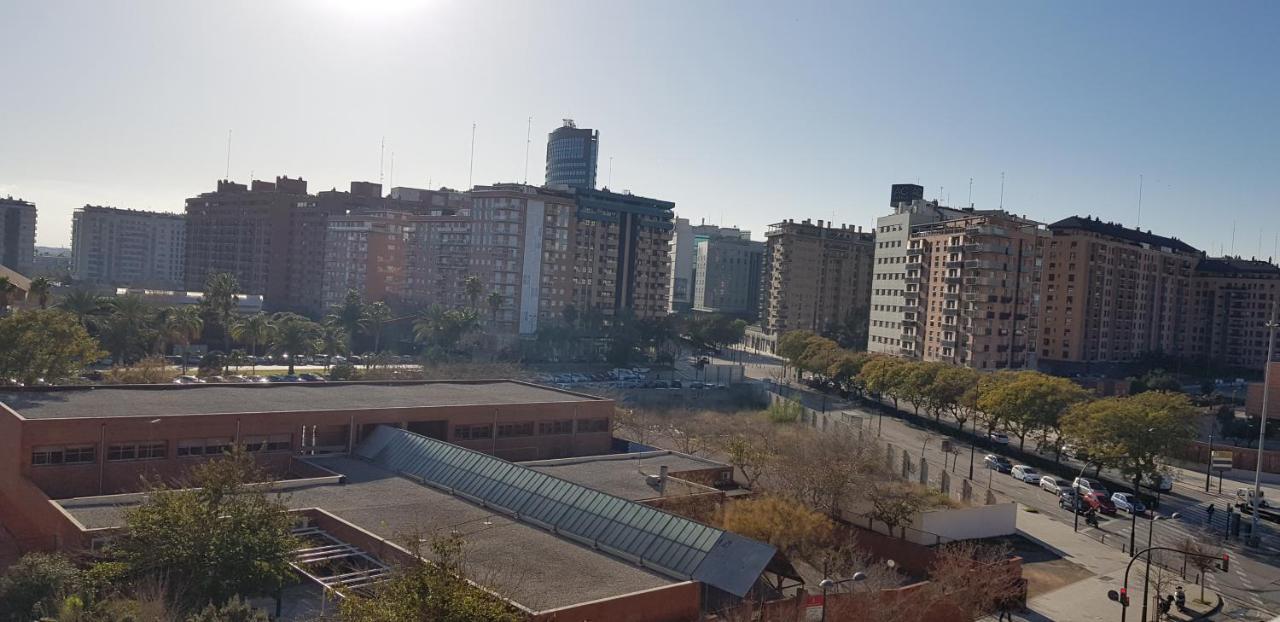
(56, 456, 674, 611)
(524, 452, 727, 501)
(1, 381, 597, 420)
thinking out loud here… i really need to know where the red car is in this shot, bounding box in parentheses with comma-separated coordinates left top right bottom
(1084, 492, 1117, 515)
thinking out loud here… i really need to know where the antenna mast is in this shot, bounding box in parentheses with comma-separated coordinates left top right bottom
(389, 152, 395, 190)
(224, 129, 232, 179)
(379, 137, 385, 184)
(968, 177, 973, 206)
(1136, 174, 1144, 227)
(608, 156, 614, 188)
(998, 172, 1005, 209)
(523, 116, 532, 185)
(468, 123, 477, 189)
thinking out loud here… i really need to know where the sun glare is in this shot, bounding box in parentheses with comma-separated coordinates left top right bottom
(315, 0, 434, 20)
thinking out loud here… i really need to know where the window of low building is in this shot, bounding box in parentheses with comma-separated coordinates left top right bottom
(576, 418, 609, 433)
(454, 425, 493, 440)
(107, 441, 168, 462)
(243, 434, 292, 453)
(497, 422, 534, 438)
(176, 437, 233, 457)
(32, 444, 96, 466)
(538, 420, 574, 435)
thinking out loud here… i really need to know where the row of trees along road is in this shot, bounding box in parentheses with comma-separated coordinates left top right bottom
(776, 329, 1200, 501)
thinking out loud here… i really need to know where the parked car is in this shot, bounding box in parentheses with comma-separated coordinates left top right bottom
(1083, 492, 1117, 515)
(225, 375, 249, 383)
(1144, 472, 1175, 493)
(203, 376, 227, 383)
(1011, 465, 1041, 483)
(173, 375, 205, 384)
(249, 376, 270, 383)
(984, 454, 1013, 473)
(1111, 492, 1146, 515)
(1040, 476, 1071, 495)
(988, 432, 1010, 445)
(268, 375, 302, 383)
(1074, 477, 1109, 497)
(1058, 490, 1083, 512)
(299, 373, 326, 382)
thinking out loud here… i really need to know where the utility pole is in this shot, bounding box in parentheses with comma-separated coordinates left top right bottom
(1250, 299, 1278, 546)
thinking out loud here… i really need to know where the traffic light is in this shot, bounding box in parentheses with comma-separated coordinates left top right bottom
(1220, 553, 1230, 572)
(1119, 588, 1129, 606)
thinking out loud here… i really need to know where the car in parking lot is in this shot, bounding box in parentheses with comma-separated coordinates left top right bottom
(984, 454, 1013, 473)
(1073, 477, 1109, 497)
(988, 432, 1010, 445)
(1111, 492, 1146, 515)
(173, 375, 205, 384)
(1058, 490, 1083, 512)
(1083, 492, 1117, 515)
(1010, 465, 1040, 483)
(299, 373, 327, 382)
(1039, 476, 1071, 494)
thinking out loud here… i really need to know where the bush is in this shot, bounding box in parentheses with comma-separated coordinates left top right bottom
(327, 363, 358, 381)
(0, 552, 81, 621)
(102, 356, 173, 384)
(185, 596, 269, 622)
(765, 399, 804, 424)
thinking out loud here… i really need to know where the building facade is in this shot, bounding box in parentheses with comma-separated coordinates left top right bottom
(1187, 257, 1280, 370)
(320, 210, 411, 312)
(693, 231, 764, 318)
(0, 197, 37, 276)
(70, 205, 185, 290)
(869, 184, 970, 355)
(904, 211, 1045, 369)
(760, 219, 874, 338)
(572, 189, 675, 320)
(545, 119, 599, 190)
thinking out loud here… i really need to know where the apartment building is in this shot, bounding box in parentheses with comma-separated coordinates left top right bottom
(1187, 257, 1280, 370)
(184, 177, 318, 308)
(1037, 216, 1200, 374)
(760, 219, 874, 338)
(320, 210, 411, 311)
(904, 211, 1045, 369)
(70, 205, 185, 290)
(869, 184, 970, 355)
(0, 197, 37, 276)
(572, 189, 675, 320)
(692, 230, 764, 318)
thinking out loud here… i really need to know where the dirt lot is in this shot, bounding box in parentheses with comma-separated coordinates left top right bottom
(990, 534, 1095, 598)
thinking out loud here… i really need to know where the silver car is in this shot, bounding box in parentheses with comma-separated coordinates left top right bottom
(1040, 476, 1070, 494)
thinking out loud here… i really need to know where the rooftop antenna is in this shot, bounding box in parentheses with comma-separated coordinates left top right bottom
(379, 137, 385, 184)
(998, 172, 1005, 209)
(968, 178, 973, 207)
(523, 116, 532, 185)
(608, 156, 614, 188)
(468, 123, 476, 189)
(1231, 221, 1237, 256)
(389, 152, 395, 190)
(1136, 174, 1144, 228)
(224, 129, 233, 179)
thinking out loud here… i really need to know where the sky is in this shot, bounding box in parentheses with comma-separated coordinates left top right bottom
(2, 1, 1278, 256)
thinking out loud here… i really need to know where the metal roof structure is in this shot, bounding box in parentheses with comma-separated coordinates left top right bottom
(355, 425, 774, 597)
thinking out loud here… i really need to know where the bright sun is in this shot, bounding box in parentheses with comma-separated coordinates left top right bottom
(316, 0, 433, 19)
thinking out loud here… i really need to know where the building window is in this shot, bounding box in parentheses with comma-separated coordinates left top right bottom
(576, 418, 610, 433)
(108, 441, 167, 461)
(176, 437, 233, 457)
(497, 422, 535, 438)
(32, 445, 96, 466)
(539, 420, 574, 435)
(454, 425, 493, 440)
(243, 434, 292, 453)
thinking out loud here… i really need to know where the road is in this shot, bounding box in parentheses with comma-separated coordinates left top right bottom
(711, 347, 1280, 617)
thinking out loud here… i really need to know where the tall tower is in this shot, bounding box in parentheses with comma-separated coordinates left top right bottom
(545, 119, 599, 190)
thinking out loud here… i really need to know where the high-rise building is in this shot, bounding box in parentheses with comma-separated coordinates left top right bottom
(572, 189, 675, 320)
(184, 177, 318, 309)
(668, 218, 696, 312)
(693, 230, 764, 318)
(0, 197, 37, 276)
(904, 211, 1046, 370)
(1187, 257, 1280, 371)
(320, 210, 411, 312)
(70, 205, 186, 290)
(1036, 216, 1200, 373)
(759, 219, 874, 339)
(869, 185, 970, 355)
(545, 120, 599, 190)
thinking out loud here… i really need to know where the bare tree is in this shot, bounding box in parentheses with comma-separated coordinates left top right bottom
(864, 482, 927, 538)
(919, 540, 1025, 620)
(1182, 537, 1218, 604)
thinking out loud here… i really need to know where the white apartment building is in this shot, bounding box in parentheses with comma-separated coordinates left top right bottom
(70, 205, 185, 290)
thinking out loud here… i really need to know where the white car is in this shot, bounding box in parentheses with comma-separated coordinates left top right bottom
(1073, 477, 1108, 497)
(1011, 465, 1040, 483)
(989, 432, 1010, 445)
(1039, 476, 1071, 494)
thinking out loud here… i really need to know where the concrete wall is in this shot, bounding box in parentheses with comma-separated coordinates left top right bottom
(914, 503, 1018, 544)
(1246, 363, 1280, 420)
(531, 581, 700, 622)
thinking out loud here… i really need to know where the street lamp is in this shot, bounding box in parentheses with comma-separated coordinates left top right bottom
(1249, 300, 1278, 547)
(1127, 428, 1158, 556)
(818, 572, 867, 622)
(1140, 512, 1180, 622)
(1072, 460, 1092, 533)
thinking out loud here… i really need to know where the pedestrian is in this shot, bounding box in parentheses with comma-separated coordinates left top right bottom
(1175, 586, 1186, 612)
(1207, 502, 1216, 525)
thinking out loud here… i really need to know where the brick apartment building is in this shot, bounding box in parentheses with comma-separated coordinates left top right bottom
(760, 219, 874, 338)
(0, 197, 37, 277)
(903, 211, 1046, 369)
(70, 205, 185, 290)
(320, 210, 412, 312)
(1187, 257, 1280, 370)
(571, 188, 676, 320)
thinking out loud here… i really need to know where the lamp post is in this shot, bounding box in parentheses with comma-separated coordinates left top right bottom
(1249, 300, 1278, 547)
(1140, 512, 1179, 622)
(1072, 461, 1092, 533)
(818, 572, 867, 622)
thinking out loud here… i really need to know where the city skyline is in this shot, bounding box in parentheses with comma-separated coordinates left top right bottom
(3, 0, 1279, 257)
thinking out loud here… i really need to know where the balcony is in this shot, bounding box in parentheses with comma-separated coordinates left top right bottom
(906, 247, 926, 257)
(943, 292, 960, 301)
(942, 307, 960, 316)
(944, 276, 962, 285)
(945, 260, 965, 269)
(902, 317, 918, 327)
(941, 338, 958, 349)
(900, 333, 919, 343)
(905, 260, 923, 270)
(904, 274, 922, 284)
(945, 244, 965, 253)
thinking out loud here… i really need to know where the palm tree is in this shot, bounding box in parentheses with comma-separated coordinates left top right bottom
(230, 313, 274, 371)
(361, 301, 392, 353)
(160, 306, 204, 373)
(463, 275, 484, 310)
(328, 289, 367, 346)
(58, 289, 107, 329)
(413, 305, 479, 353)
(201, 272, 240, 351)
(486, 291, 503, 324)
(101, 294, 159, 364)
(318, 321, 349, 370)
(269, 313, 320, 375)
(28, 277, 52, 309)
(0, 277, 14, 313)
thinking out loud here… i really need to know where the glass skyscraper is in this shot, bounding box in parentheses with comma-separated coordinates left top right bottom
(545, 119, 599, 190)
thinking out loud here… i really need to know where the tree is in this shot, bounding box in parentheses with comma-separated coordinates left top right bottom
(721, 496, 835, 567)
(0, 276, 16, 313)
(201, 272, 240, 352)
(362, 301, 393, 353)
(230, 313, 274, 371)
(765, 399, 804, 423)
(978, 371, 1090, 452)
(485, 291, 503, 325)
(1061, 391, 1198, 499)
(338, 532, 524, 622)
(920, 541, 1024, 620)
(0, 309, 105, 384)
(28, 276, 52, 309)
(827, 351, 871, 396)
(1181, 537, 1219, 603)
(768, 427, 884, 519)
(269, 313, 320, 374)
(559, 303, 579, 327)
(865, 482, 927, 538)
(972, 371, 1019, 441)
(99, 294, 159, 364)
(160, 306, 204, 373)
(329, 290, 367, 345)
(776, 329, 817, 376)
(860, 355, 909, 409)
(463, 275, 484, 310)
(899, 361, 940, 416)
(930, 366, 979, 430)
(58, 289, 107, 329)
(0, 552, 81, 622)
(185, 596, 269, 622)
(413, 306, 479, 353)
(114, 449, 296, 611)
(318, 320, 349, 369)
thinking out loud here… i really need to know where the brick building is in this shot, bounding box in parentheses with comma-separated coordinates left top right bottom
(760, 219, 875, 338)
(1187, 257, 1280, 370)
(320, 210, 411, 311)
(571, 189, 675, 320)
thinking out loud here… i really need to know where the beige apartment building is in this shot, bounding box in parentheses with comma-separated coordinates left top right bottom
(904, 211, 1045, 370)
(1187, 257, 1280, 370)
(320, 210, 411, 311)
(760, 219, 874, 337)
(571, 189, 675, 320)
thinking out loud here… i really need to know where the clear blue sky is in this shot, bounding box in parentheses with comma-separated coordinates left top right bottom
(2, 1, 1278, 256)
